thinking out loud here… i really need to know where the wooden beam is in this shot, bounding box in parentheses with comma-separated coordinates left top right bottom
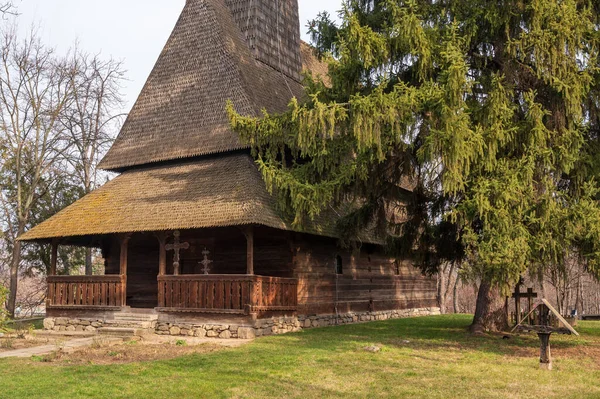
(242, 226, 254, 275)
(155, 232, 169, 276)
(49, 239, 59, 276)
(119, 234, 131, 307)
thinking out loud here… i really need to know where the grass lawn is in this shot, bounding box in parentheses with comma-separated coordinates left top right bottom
(1, 314, 599, 398)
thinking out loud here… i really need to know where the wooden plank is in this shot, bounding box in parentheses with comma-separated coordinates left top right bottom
(224, 281, 231, 309)
(87, 283, 94, 306)
(190, 281, 196, 308)
(197, 281, 205, 308)
(165, 281, 172, 308)
(115, 281, 122, 307)
(47, 283, 55, 306)
(157, 280, 164, 307)
(542, 299, 579, 336)
(232, 281, 240, 310)
(241, 281, 250, 310)
(60, 283, 66, 305)
(101, 282, 107, 307)
(217, 281, 225, 309)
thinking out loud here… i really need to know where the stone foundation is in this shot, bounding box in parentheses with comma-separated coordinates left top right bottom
(43, 307, 441, 338)
(43, 317, 105, 332)
(152, 307, 441, 339)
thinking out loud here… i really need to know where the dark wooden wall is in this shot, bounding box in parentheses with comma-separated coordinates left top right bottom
(100, 227, 436, 313)
(290, 233, 437, 315)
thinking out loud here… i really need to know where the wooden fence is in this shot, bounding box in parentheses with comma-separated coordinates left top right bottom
(157, 275, 298, 314)
(47, 275, 126, 309)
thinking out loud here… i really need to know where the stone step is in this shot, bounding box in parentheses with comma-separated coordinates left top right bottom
(33, 330, 97, 338)
(97, 327, 153, 338)
(114, 313, 158, 322)
(103, 320, 156, 329)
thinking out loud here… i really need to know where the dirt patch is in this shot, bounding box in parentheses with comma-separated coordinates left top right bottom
(0, 336, 59, 353)
(30, 338, 233, 365)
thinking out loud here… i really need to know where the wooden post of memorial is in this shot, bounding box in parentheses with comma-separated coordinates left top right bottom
(119, 234, 131, 307)
(538, 332, 552, 370)
(513, 279, 522, 325)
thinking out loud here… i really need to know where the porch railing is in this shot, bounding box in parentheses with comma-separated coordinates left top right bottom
(47, 275, 126, 309)
(157, 275, 298, 314)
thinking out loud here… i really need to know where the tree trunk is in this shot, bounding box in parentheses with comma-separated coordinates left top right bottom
(470, 279, 508, 333)
(437, 266, 447, 314)
(8, 224, 25, 318)
(453, 276, 460, 314)
(470, 280, 493, 333)
(85, 248, 93, 275)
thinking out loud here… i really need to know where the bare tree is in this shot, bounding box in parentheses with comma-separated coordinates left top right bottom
(0, 3, 16, 17)
(61, 50, 125, 275)
(437, 261, 458, 314)
(0, 25, 73, 317)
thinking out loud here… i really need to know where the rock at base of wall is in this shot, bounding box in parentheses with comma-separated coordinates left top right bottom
(237, 327, 256, 340)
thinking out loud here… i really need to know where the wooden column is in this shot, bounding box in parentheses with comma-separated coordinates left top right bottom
(49, 239, 59, 276)
(243, 226, 254, 275)
(119, 234, 131, 307)
(155, 232, 169, 276)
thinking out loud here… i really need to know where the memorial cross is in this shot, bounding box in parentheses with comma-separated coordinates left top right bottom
(165, 230, 189, 275)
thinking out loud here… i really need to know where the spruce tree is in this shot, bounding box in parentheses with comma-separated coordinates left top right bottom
(229, 0, 600, 331)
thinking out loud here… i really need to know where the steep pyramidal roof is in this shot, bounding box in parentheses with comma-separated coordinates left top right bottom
(99, 0, 315, 172)
(225, 0, 302, 80)
(21, 0, 362, 244)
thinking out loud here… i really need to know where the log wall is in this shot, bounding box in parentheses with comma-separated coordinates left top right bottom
(290, 233, 437, 315)
(100, 226, 436, 314)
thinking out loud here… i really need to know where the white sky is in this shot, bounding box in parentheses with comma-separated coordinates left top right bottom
(14, 0, 341, 113)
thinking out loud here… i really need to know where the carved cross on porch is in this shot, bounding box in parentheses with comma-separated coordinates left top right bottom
(165, 230, 189, 275)
(199, 248, 213, 275)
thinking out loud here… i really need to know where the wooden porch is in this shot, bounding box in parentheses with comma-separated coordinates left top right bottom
(45, 227, 298, 317)
(46, 274, 298, 316)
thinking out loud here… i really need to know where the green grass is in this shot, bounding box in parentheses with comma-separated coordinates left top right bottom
(1, 315, 599, 399)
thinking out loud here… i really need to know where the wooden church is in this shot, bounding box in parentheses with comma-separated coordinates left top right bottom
(20, 0, 438, 337)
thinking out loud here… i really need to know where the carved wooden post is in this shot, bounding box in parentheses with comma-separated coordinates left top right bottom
(527, 288, 534, 324)
(49, 239, 59, 276)
(119, 234, 131, 307)
(243, 226, 254, 275)
(155, 232, 169, 276)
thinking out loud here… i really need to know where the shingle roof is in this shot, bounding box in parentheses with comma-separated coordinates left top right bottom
(19, 154, 351, 242)
(20, 0, 365, 244)
(99, 0, 315, 172)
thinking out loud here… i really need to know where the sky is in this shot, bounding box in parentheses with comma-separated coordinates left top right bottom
(14, 0, 342, 113)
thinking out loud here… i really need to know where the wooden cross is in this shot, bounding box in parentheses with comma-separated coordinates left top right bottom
(165, 230, 189, 275)
(512, 280, 538, 325)
(199, 248, 213, 275)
